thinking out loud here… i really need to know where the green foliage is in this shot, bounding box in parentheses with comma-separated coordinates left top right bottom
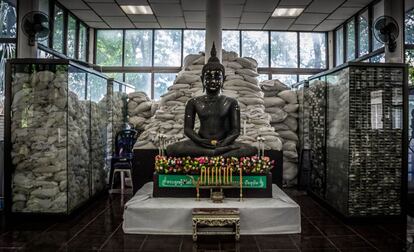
(66, 16, 76, 58)
(358, 13, 369, 56)
(270, 32, 297, 68)
(52, 6, 64, 53)
(96, 30, 123, 66)
(406, 9, 414, 44)
(242, 31, 269, 67)
(0, 0, 16, 38)
(124, 30, 152, 66)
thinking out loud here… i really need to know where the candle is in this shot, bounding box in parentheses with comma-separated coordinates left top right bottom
(212, 167, 214, 185)
(243, 120, 246, 136)
(230, 168, 233, 184)
(239, 167, 242, 188)
(216, 166, 218, 185)
(207, 167, 210, 185)
(200, 168, 203, 185)
(219, 167, 221, 185)
(224, 167, 227, 184)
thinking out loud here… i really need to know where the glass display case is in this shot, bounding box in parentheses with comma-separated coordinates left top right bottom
(106, 79, 133, 163)
(307, 76, 327, 199)
(5, 59, 111, 214)
(306, 62, 407, 217)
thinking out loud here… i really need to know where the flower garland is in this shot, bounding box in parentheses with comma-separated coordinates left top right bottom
(155, 155, 274, 174)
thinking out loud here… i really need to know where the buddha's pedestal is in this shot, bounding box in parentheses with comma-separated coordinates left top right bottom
(153, 172, 273, 198)
(132, 149, 283, 194)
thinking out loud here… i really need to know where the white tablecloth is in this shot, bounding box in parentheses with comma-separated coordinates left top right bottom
(123, 182, 301, 235)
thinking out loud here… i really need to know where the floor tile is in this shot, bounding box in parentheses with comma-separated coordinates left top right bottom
(329, 235, 371, 248)
(290, 235, 335, 250)
(255, 235, 297, 250)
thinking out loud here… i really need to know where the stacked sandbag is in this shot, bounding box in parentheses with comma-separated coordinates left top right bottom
(90, 100, 108, 195)
(134, 67, 201, 149)
(260, 79, 299, 183)
(11, 70, 90, 212)
(111, 91, 128, 141)
(134, 51, 282, 152)
(127, 91, 156, 132)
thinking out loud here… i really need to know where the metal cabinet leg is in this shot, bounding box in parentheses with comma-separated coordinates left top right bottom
(192, 221, 198, 242)
(235, 220, 240, 241)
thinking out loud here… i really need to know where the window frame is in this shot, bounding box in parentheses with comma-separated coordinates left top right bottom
(333, 0, 389, 65)
(45, 1, 89, 61)
(94, 28, 328, 97)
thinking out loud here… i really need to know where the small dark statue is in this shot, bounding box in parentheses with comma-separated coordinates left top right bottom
(166, 44, 256, 158)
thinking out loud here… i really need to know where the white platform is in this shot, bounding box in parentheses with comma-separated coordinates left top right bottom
(123, 182, 301, 235)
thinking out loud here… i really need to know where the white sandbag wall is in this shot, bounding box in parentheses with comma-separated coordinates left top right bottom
(133, 51, 283, 152)
(127, 91, 157, 132)
(11, 70, 89, 212)
(260, 80, 299, 184)
(10, 66, 110, 213)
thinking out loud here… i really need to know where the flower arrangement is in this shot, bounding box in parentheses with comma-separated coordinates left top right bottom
(155, 155, 274, 175)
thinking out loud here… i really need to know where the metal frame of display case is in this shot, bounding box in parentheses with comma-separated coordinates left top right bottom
(292, 80, 311, 189)
(4, 58, 133, 216)
(305, 62, 408, 221)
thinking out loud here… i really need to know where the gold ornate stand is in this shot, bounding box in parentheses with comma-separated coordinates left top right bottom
(192, 208, 240, 242)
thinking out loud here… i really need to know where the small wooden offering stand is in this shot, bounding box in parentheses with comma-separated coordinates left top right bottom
(192, 208, 240, 241)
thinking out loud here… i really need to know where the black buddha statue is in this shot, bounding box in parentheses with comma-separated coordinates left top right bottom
(166, 43, 257, 158)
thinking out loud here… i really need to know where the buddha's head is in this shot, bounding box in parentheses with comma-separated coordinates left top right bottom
(201, 43, 225, 94)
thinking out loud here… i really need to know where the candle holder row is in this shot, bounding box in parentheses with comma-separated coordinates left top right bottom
(189, 166, 244, 202)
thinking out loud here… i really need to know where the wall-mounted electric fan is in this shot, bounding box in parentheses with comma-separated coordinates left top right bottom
(21, 11, 49, 46)
(373, 15, 399, 52)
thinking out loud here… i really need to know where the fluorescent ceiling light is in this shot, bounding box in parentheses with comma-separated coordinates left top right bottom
(120, 5, 153, 15)
(272, 8, 304, 17)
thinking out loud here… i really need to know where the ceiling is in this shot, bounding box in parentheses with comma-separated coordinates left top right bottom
(57, 0, 374, 31)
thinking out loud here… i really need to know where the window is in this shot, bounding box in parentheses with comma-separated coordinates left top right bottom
(335, 27, 344, 66)
(346, 20, 355, 61)
(96, 30, 123, 66)
(67, 15, 76, 58)
(271, 32, 297, 68)
(124, 30, 152, 67)
(406, 50, 414, 85)
(272, 74, 298, 86)
(183, 30, 205, 60)
(0, 0, 16, 38)
(223, 30, 240, 55)
(299, 75, 312, 81)
(78, 24, 87, 61)
(154, 30, 182, 67)
(258, 74, 269, 82)
(358, 10, 369, 56)
(52, 5, 64, 53)
(125, 73, 151, 97)
(407, 49, 414, 66)
(106, 73, 123, 82)
(370, 53, 385, 63)
(242, 31, 269, 67)
(154, 73, 175, 100)
(406, 8, 414, 44)
(372, 0, 384, 50)
(299, 32, 326, 69)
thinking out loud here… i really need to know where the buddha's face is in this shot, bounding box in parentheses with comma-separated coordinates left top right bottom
(203, 69, 224, 92)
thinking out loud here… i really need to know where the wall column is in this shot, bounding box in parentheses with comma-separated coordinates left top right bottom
(205, 0, 223, 62)
(17, 0, 40, 58)
(383, 0, 404, 63)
